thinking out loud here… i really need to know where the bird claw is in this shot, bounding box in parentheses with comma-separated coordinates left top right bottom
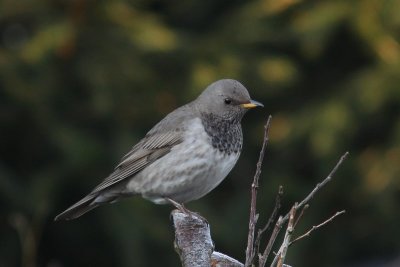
(166, 198, 209, 225)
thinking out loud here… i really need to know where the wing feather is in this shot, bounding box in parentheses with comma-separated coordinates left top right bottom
(91, 132, 182, 193)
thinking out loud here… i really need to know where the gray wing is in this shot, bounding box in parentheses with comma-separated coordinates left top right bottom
(54, 131, 184, 221)
(91, 131, 182, 193)
(90, 103, 196, 193)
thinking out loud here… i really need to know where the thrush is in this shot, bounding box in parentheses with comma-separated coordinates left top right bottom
(55, 79, 263, 221)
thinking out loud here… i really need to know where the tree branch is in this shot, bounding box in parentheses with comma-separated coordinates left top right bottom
(172, 211, 214, 267)
(172, 210, 244, 267)
(276, 206, 296, 267)
(281, 152, 349, 224)
(258, 216, 283, 267)
(266, 152, 349, 267)
(255, 186, 283, 260)
(290, 210, 346, 246)
(211, 252, 243, 267)
(293, 204, 309, 228)
(245, 115, 272, 267)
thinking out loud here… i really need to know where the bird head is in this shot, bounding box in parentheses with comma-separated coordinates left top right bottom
(196, 79, 263, 121)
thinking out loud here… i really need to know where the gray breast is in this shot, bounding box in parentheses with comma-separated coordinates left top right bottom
(200, 113, 243, 155)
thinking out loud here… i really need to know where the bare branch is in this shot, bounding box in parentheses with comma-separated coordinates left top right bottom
(281, 152, 349, 224)
(275, 205, 296, 267)
(268, 153, 348, 266)
(245, 115, 272, 267)
(255, 186, 283, 260)
(260, 186, 284, 236)
(258, 216, 284, 267)
(293, 204, 309, 228)
(290, 210, 346, 246)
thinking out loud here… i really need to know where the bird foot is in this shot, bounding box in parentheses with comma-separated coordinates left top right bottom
(165, 198, 208, 225)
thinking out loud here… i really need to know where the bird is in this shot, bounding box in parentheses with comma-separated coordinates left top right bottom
(54, 79, 263, 221)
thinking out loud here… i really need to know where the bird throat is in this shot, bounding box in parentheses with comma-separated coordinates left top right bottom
(201, 113, 243, 155)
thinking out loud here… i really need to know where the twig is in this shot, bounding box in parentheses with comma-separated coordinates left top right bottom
(269, 152, 348, 267)
(281, 152, 349, 224)
(276, 206, 296, 267)
(245, 115, 272, 267)
(255, 186, 283, 259)
(290, 210, 346, 246)
(293, 204, 309, 228)
(258, 216, 283, 267)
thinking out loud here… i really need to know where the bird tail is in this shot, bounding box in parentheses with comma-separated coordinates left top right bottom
(54, 194, 100, 221)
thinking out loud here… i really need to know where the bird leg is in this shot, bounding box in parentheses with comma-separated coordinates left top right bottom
(165, 198, 208, 224)
(165, 198, 189, 213)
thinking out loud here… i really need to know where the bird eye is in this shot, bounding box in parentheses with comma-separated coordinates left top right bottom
(224, 98, 232, 105)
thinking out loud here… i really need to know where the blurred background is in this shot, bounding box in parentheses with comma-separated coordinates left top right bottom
(1, 0, 400, 266)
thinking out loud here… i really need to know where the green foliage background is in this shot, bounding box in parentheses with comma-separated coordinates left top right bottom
(1, 0, 400, 266)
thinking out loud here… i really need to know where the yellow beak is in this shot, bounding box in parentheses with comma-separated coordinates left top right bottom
(240, 99, 264, 109)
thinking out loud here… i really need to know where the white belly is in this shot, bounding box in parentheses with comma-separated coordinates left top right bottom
(126, 118, 241, 204)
